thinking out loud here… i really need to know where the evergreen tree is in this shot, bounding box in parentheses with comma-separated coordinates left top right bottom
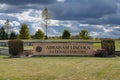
(62, 29, 71, 39)
(0, 27, 8, 40)
(34, 29, 45, 39)
(79, 30, 89, 39)
(18, 24, 31, 39)
(10, 31, 17, 40)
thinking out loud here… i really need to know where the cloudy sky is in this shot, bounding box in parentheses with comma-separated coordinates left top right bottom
(0, 0, 120, 38)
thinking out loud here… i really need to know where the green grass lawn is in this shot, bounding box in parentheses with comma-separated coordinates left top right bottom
(0, 55, 120, 80)
(94, 40, 120, 50)
(0, 40, 120, 50)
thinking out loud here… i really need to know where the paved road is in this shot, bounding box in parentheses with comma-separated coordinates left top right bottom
(0, 48, 9, 55)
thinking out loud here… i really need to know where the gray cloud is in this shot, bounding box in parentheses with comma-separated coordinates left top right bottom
(0, 14, 18, 21)
(0, 0, 58, 13)
(0, 0, 57, 5)
(0, 0, 120, 38)
(50, 0, 117, 20)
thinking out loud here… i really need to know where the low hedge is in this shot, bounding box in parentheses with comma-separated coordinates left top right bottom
(101, 38, 115, 55)
(94, 49, 108, 57)
(8, 40, 24, 56)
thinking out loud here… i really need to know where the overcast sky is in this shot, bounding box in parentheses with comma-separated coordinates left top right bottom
(0, 0, 120, 38)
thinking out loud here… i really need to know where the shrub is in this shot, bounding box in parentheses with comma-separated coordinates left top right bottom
(62, 29, 71, 39)
(94, 49, 108, 57)
(8, 40, 24, 56)
(101, 38, 115, 55)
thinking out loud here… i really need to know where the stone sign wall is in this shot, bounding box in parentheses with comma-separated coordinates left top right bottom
(33, 42, 93, 56)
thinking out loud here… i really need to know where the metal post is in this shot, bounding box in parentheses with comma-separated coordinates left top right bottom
(45, 26, 47, 40)
(45, 20, 48, 40)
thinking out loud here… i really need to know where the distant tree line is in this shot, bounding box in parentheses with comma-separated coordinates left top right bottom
(0, 19, 17, 40)
(0, 19, 92, 40)
(0, 19, 45, 40)
(61, 29, 90, 39)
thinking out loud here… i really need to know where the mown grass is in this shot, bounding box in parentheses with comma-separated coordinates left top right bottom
(115, 40, 120, 51)
(93, 43, 101, 50)
(94, 40, 120, 50)
(0, 55, 120, 80)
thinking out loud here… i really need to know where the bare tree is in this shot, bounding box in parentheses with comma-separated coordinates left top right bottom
(4, 19, 11, 39)
(41, 8, 50, 40)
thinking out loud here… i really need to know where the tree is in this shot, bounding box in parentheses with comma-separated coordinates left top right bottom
(62, 29, 71, 39)
(34, 29, 45, 39)
(0, 27, 8, 40)
(18, 24, 31, 39)
(10, 31, 17, 40)
(41, 8, 50, 40)
(79, 30, 89, 39)
(4, 19, 11, 39)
